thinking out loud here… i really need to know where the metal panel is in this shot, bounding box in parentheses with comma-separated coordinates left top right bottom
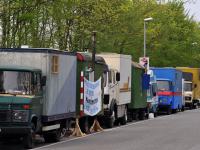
(98, 53, 132, 105)
(129, 66, 147, 109)
(0, 52, 47, 75)
(45, 54, 76, 116)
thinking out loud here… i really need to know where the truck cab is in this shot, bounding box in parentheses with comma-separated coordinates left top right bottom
(147, 70, 158, 116)
(157, 79, 173, 106)
(103, 69, 120, 108)
(184, 81, 193, 109)
(103, 68, 121, 127)
(98, 53, 132, 128)
(0, 67, 43, 146)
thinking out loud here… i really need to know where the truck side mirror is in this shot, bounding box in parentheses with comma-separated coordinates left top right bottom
(116, 72, 120, 81)
(41, 76, 46, 86)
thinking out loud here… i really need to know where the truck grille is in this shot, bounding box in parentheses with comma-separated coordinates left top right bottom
(0, 110, 11, 122)
(185, 96, 192, 101)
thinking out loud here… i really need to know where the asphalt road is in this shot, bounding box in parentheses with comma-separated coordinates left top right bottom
(1, 109, 200, 150)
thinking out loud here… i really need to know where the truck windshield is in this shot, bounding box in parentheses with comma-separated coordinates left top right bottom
(184, 83, 192, 91)
(157, 80, 170, 91)
(0, 71, 33, 95)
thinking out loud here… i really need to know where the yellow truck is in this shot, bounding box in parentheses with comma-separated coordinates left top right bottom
(177, 67, 200, 108)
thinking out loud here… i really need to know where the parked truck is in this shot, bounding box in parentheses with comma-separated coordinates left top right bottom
(147, 69, 158, 117)
(0, 48, 77, 148)
(151, 68, 183, 114)
(177, 67, 200, 108)
(128, 62, 148, 121)
(76, 52, 107, 132)
(97, 53, 132, 128)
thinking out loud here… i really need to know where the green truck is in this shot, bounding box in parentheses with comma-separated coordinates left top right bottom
(76, 52, 107, 132)
(128, 62, 148, 120)
(0, 48, 77, 148)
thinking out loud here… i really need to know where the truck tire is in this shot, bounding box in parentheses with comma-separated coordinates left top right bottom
(154, 112, 158, 117)
(79, 117, 89, 133)
(23, 123, 35, 149)
(120, 106, 128, 125)
(127, 111, 133, 122)
(106, 110, 116, 128)
(172, 109, 177, 113)
(138, 110, 145, 120)
(167, 107, 172, 115)
(181, 106, 185, 112)
(43, 128, 63, 143)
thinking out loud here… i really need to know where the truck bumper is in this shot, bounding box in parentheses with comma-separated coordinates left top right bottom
(185, 102, 193, 107)
(0, 126, 31, 137)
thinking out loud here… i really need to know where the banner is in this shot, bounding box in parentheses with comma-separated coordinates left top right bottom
(84, 77, 102, 116)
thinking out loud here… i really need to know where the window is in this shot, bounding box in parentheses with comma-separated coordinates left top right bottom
(103, 72, 107, 87)
(184, 83, 192, 91)
(108, 71, 112, 83)
(33, 73, 41, 94)
(0, 71, 33, 95)
(113, 71, 116, 84)
(157, 80, 171, 91)
(52, 56, 59, 73)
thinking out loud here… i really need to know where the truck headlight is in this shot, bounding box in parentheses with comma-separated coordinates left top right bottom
(12, 110, 29, 122)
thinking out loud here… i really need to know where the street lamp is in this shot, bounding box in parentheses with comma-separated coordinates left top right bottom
(144, 17, 153, 57)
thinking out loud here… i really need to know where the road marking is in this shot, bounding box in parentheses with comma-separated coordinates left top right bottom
(32, 112, 184, 150)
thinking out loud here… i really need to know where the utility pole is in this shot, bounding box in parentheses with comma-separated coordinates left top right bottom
(91, 31, 97, 78)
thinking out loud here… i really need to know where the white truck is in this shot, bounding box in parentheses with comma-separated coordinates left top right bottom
(182, 72, 193, 109)
(98, 53, 132, 128)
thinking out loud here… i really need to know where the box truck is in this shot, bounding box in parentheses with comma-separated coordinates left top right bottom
(97, 53, 132, 128)
(128, 62, 148, 120)
(76, 52, 107, 132)
(151, 68, 183, 114)
(0, 48, 76, 148)
(177, 67, 200, 108)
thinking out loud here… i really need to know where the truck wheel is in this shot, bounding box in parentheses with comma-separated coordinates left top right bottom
(43, 128, 63, 143)
(79, 117, 89, 133)
(138, 110, 145, 120)
(60, 127, 67, 138)
(106, 111, 116, 128)
(181, 106, 185, 112)
(120, 106, 128, 125)
(43, 132, 52, 143)
(127, 111, 133, 122)
(167, 107, 172, 115)
(23, 123, 35, 149)
(154, 112, 158, 118)
(172, 108, 177, 113)
(190, 104, 193, 109)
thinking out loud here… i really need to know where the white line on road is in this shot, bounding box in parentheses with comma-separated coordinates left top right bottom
(32, 113, 182, 150)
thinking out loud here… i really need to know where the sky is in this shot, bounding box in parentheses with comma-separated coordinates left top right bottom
(184, 0, 200, 22)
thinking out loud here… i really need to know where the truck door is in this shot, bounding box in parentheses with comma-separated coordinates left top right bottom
(108, 70, 117, 104)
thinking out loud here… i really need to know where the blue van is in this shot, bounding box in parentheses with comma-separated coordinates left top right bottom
(151, 68, 183, 114)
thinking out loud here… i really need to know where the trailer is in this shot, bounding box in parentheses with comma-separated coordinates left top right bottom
(0, 48, 76, 148)
(76, 52, 107, 132)
(128, 62, 147, 120)
(97, 53, 132, 128)
(151, 68, 183, 114)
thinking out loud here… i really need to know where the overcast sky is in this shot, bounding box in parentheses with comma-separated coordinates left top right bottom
(184, 0, 200, 22)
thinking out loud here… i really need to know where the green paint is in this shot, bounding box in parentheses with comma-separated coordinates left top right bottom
(76, 53, 106, 116)
(129, 65, 147, 109)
